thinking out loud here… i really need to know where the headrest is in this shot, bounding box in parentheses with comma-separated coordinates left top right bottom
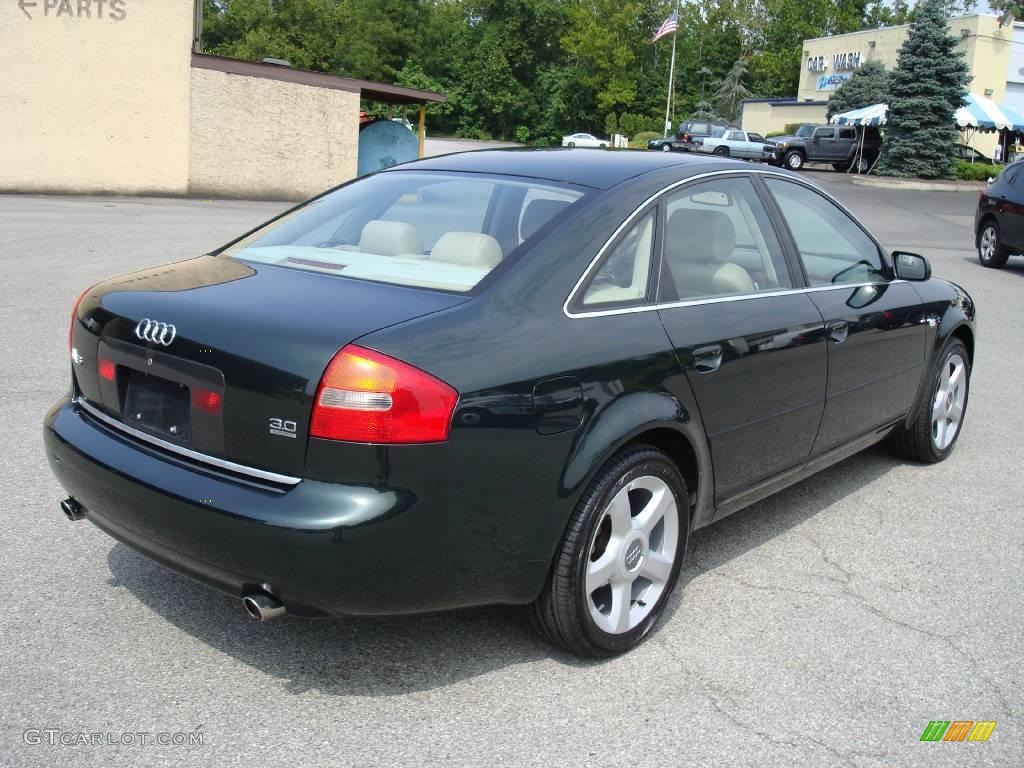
(521, 198, 572, 240)
(430, 232, 502, 268)
(359, 219, 424, 257)
(665, 209, 736, 264)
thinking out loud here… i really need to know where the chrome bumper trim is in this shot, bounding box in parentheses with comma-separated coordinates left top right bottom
(75, 397, 302, 486)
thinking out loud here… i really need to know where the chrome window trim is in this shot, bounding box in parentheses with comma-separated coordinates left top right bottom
(563, 167, 893, 319)
(75, 397, 302, 486)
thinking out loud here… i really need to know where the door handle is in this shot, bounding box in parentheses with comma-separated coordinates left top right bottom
(828, 320, 849, 344)
(693, 345, 723, 373)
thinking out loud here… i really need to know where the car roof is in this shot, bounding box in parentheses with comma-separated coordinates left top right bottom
(386, 148, 722, 190)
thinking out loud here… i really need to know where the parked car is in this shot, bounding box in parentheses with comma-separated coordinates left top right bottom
(647, 120, 737, 152)
(647, 136, 676, 151)
(698, 129, 777, 161)
(954, 143, 992, 164)
(46, 151, 975, 658)
(975, 160, 1024, 268)
(773, 125, 881, 172)
(562, 132, 608, 148)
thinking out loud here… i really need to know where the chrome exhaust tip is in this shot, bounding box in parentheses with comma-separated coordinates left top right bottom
(242, 592, 285, 622)
(61, 498, 85, 521)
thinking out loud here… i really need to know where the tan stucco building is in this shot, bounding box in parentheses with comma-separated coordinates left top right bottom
(0, 0, 443, 199)
(740, 13, 1019, 156)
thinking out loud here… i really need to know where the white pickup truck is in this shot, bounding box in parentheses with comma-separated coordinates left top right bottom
(697, 129, 777, 161)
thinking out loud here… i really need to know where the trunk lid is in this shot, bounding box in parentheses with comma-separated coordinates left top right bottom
(71, 256, 467, 478)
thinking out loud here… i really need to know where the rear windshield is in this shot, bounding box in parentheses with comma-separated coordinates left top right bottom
(221, 171, 587, 293)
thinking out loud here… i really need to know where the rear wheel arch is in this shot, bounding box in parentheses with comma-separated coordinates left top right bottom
(625, 428, 699, 513)
(976, 213, 997, 246)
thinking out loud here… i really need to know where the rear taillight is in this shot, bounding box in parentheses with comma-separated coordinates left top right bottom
(68, 287, 90, 351)
(192, 387, 223, 415)
(310, 345, 457, 443)
(98, 357, 116, 382)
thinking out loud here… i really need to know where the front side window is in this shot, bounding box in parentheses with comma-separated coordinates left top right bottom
(814, 127, 835, 139)
(765, 179, 886, 286)
(221, 172, 586, 293)
(659, 177, 792, 301)
(580, 210, 656, 307)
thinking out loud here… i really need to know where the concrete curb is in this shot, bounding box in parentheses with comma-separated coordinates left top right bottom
(850, 175, 985, 192)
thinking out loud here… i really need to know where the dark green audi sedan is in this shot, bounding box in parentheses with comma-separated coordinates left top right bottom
(45, 150, 975, 657)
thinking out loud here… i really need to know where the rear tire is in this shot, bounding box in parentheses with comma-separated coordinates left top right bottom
(892, 339, 970, 463)
(713, 146, 729, 157)
(977, 220, 1009, 268)
(784, 150, 805, 170)
(661, 143, 672, 152)
(527, 445, 688, 657)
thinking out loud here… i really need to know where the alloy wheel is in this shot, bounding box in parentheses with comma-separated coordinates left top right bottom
(931, 353, 967, 450)
(980, 226, 997, 262)
(585, 475, 679, 634)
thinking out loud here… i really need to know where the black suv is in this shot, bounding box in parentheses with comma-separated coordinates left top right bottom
(647, 120, 737, 152)
(773, 125, 882, 172)
(976, 160, 1024, 268)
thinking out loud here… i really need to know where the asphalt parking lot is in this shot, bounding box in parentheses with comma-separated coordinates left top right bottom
(1, 171, 1021, 768)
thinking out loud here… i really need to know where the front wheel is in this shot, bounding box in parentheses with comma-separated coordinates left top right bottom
(784, 151, 805, 170)
(978, 220, 1010, 268)
(713, 146, 729, 157)
(892, 339, 970, 463)
(527, 445, 688, 657)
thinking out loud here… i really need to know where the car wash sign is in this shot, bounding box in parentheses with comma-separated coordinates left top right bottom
(17, 0, 128, 20)
(807, 50, 863, 91)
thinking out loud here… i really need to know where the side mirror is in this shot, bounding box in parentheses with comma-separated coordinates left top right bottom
(892, 251, 931, 281)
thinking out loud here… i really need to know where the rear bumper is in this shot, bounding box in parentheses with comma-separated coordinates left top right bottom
(44, 396, 541, 616)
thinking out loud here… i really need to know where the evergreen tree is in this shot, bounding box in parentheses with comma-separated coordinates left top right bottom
(877, 0, 969, 178)
(714, 60, 752, 123)
(826, 61, 892, 119)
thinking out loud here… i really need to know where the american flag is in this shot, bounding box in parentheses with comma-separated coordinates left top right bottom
(652, 11, 678, 42)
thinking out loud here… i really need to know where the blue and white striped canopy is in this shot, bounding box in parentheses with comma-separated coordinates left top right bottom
(830, 103, 888, 126)
(954, 93, 1024, 132)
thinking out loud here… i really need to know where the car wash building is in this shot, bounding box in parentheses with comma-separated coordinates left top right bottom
(0, 0, 445, 199)
(740, 13, 1020, 156)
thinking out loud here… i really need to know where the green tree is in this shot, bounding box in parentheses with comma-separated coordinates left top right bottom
(877, 0, 969, 178)
(826, 60, 892, 118)
(714, 60, 752, 122)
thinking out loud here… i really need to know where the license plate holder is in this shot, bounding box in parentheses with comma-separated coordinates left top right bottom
(123, 370, 191, 442)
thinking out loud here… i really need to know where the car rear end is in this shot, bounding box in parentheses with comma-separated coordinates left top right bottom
(45, 169, 589, 618)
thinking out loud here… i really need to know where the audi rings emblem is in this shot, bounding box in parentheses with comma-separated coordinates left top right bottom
(135, 318, 176, 346)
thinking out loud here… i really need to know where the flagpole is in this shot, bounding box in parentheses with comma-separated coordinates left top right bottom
(663, 29, 677, 137)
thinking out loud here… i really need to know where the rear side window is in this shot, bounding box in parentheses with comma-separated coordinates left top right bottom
(839, 128, 856, 139)
(765, 179, 886, 286)
(580, 210, 656, 307)
(221, 172, 586, 293)
(689, 122, 710, 134)
(659, 177, 792, 301)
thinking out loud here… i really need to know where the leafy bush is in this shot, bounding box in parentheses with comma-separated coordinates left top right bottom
(455, 127, 493, 141)
(783, 123, 805, 136)
(954, 160, 1000, 181)
(631, 131, 662, 148)
(514, 125, 531, 144)
(765, 131, 786, 138)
